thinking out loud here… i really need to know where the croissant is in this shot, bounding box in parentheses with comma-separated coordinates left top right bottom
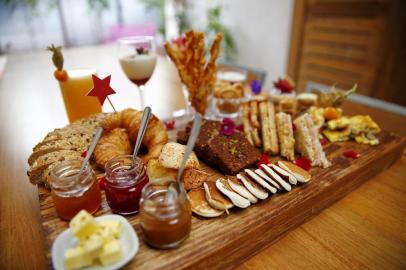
(100, 108, 169, 164)
(94, 128, 132, 168)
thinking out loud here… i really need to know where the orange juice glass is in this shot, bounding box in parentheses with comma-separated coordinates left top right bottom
(58, 69, 102, 122)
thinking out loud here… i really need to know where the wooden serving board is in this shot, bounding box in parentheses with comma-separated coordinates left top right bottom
(38, 130, 405, 270)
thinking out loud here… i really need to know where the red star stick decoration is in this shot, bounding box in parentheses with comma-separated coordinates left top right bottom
(87, 74, 117, 112)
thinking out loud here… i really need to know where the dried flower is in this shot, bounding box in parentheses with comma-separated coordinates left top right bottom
(250, 80, 262, 95)
(220, 118, 236, 136)
(274, 78, 294, 93)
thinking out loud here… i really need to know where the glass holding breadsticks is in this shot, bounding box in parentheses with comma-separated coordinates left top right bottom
(164, 30, 223, 118)
(117, 36, 157, 109)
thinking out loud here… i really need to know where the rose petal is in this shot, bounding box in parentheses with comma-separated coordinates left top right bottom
(320, 138, 328, 146)
(257, 154, 270, 168)
(81, 150, 87, 158)
(165, 120, 175, 130)
(343, 150, 360, 159)
(293, 157, 311, 171)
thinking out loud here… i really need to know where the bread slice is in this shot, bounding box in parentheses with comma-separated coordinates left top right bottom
(278, 160, 311, 183)
(159, 142, 199, 170)
(227, 176, 258, 204)
(40, 154, 83, 186)
(203, 181, 233, 211)
(294, 113, 331, 168)
(29, 139, 88, 165)
(237, 173, 268, 200)
(275, 112, 295, 161)
(216, 178, 250, 208)
(27, 150, 79, 184)
(244, 169, 277, 194)
(146, 159, 177, 180)
(188, 188, 224, 218)
(260, 164, 291, 191)
(181, 168, 209, 190)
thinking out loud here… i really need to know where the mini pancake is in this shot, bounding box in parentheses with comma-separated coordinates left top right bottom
(237, 173, 268, 200)
(278, 160, 311, 183)
(216, 178, 250, 208)
(203, 181, 234, 211)
(254, 169, 281, 190)
(260, 164, 291, 191)
(269, 164, 297, 185)
(245, 169, 277, 194)
(227, 176, 258, 204)
(188, 188, 224, 218)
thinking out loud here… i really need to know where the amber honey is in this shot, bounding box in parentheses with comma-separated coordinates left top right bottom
(50, 160, 101, 220)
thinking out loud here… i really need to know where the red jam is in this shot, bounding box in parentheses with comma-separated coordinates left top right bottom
(104, 155, 149, 215)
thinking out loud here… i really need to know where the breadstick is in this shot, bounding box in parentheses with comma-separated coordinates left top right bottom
(259, 101, 271, 153)
(249, 101, 260, 128)
(242, 103, 254, 145)
(267, 101, 279, 155)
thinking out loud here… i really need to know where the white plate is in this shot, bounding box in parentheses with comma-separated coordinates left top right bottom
(52, 215, 139, 270)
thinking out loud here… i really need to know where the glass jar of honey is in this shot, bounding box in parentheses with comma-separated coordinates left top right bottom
(139, 178, 192, 249)
(50, 160, 101, 220)
(104, 155, 149, 215)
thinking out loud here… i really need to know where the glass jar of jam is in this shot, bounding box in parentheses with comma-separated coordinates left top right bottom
(139, 178, 192, 249)
(50, 159, 101, 220)
(104, 154, 149, 215)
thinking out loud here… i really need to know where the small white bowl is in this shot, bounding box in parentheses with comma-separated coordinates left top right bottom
(52, 214, 139, 270)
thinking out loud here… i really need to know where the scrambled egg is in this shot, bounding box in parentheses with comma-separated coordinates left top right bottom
(323, 127, 351, 142)
(327, 117, 350, 130)
(309, 106, 325, 129)
(349, 115, 381, 135)
(355, 133, 379, 145)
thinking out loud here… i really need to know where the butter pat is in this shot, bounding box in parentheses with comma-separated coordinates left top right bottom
(99, 220, 122, 239)
(64, 246, 91, 270)
(99, 240, 123, 266)
(82, 234, 104, 259)
(69, 210, 99, 241)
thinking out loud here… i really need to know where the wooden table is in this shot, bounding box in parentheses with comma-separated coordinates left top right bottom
(0, 45, 405, 269)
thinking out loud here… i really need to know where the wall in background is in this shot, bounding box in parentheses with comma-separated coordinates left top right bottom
(0, 0, 158, 51)
(0, 0, 294, 89)
(190, 0, 294, 89)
